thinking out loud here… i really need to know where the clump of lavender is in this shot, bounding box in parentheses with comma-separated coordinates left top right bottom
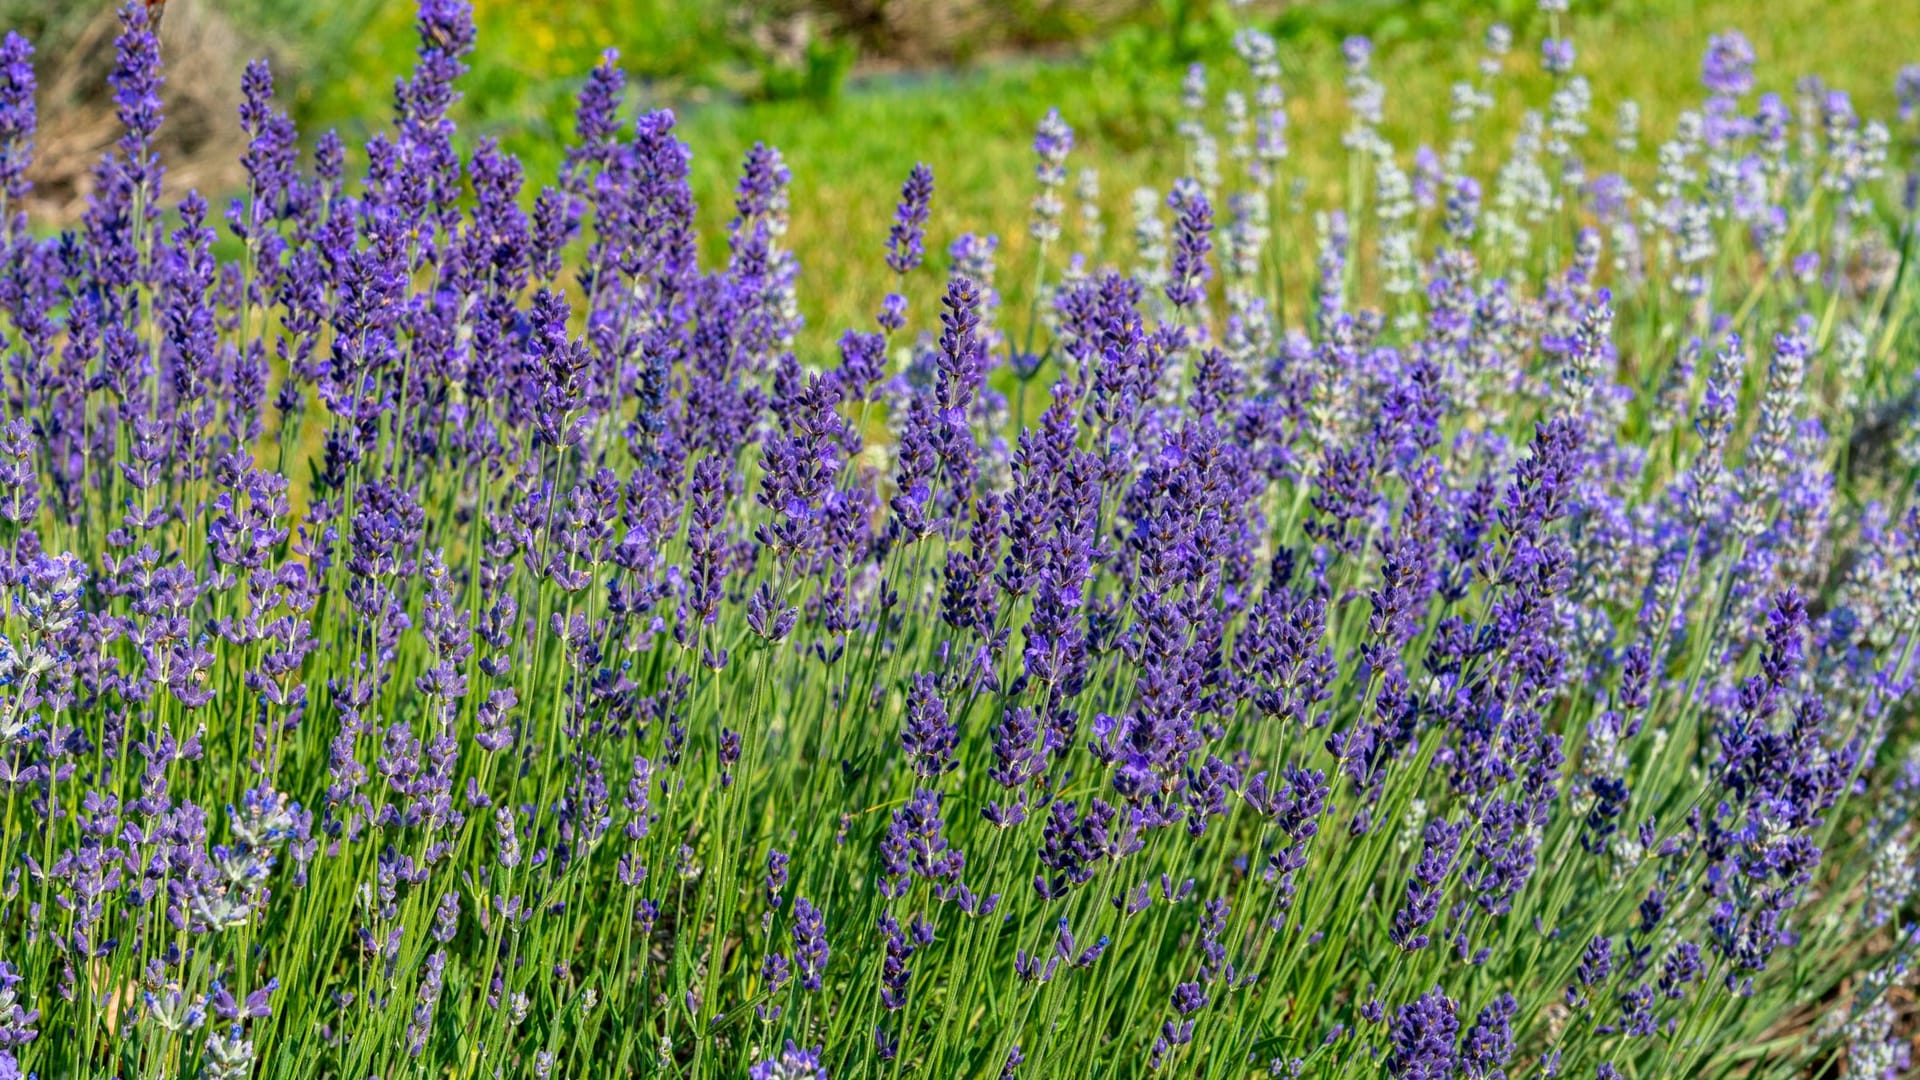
(0, 3, 1916, 1078)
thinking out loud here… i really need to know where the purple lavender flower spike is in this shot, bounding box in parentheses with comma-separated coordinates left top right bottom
(887, 162, 935, 277)
(1388, 988, 1459, 1079)
(749, 1041, 826, 1079)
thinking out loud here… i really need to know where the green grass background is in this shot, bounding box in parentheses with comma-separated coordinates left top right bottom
(47, 0, 1915, 354)
(338, 0, 1912, 355)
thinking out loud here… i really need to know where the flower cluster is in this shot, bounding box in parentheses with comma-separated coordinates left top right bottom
(0, 3, 1916, 1078)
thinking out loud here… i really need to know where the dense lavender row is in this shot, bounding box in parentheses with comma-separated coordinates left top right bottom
(0, 1, 1917, 1077)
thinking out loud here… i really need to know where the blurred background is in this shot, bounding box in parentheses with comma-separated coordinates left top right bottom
(6, 0, 1913, 349)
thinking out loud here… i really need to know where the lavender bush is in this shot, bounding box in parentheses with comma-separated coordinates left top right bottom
(1, 2, 1918, 1077)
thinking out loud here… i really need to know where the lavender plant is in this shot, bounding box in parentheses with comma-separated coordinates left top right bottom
(0, 2, 1917, 1078)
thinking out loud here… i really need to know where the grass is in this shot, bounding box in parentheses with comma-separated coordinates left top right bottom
(276, 0, 1917, 360)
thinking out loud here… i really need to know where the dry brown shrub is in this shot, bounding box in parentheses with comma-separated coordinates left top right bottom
(23, 0, 252, 225)
(794, 0, 1154, 66)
